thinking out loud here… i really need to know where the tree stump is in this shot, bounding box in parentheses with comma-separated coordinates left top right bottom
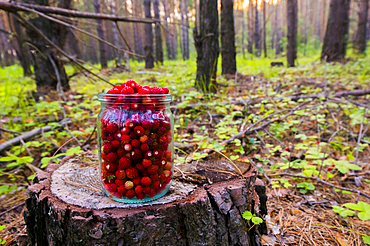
(24, 152, 267, 246)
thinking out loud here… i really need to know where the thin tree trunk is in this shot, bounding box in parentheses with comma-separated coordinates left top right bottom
(94, 0, 108, 68)
(247, 0, 253, 54)
(10, 13, 32, 76)
(354, 0, 369, 54)
(0, 13, 13, 66)
(320, 0, 327, 42)
(321, 0, 351, 62)
(263, 0, 267, 58)
(153, 0, 163, 64)
(132, 0, 144, 62)
(162, 0, 173, 60)
(170, 0, 177, 59)
(83, 0, 97, 63)
(180, 0, 186, 60)
(254, 1, 261, 57)
(221, 0, 236, 75)
(144, 0, 154, 69)
(66, 29, 81, 59)
(194, 0, 219, 93)
(271, 4, 275, 54)
(276, 3, 281, 55)
(110, 0, 120, 64)
(184, 0, 189, 59)
(242, 10, 245, 58)
(367, 8, 370, 41)
(303, 0, 309, 56)
(287, 0, 298, 67)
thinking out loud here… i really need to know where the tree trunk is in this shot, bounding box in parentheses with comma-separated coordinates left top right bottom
(321, 0, 350, 62)
(170, 0, 178, 59)
(132, 0, 144, 62)
(10, 13, 32, 76)
(83, 0, 98, 64)
(287, 0, 298, 67)
(144, 0, 154, 69)
(275, 3, 281, 55)
(263, 0, 267, 58)
(354, 0, 369, 54)
(66, 29, 82, 60)
(303, 0, 309, 56)
(242, 10, 245, 58)
(24, 0, 70, 95)
(254, 2, 261, 57)
(153, 0, 163, 64)
(180, 0, 189, 60)
(24, 153, 267, 246)
(111, 0, 121, 64)
(162, 0, 173, 60)
(221, 0, 236, 75)
(184, 0, 189, 59)
(271, 4, 275, 54)
(247, 0, 253, 54)
(94, 0, 108, 68)
(194, 0, 219, 93)
(0, 12, 14, 66)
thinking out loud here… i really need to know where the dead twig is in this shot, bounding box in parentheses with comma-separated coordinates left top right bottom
(0, 127, 21, 135)
(247, 157, 271, 184)
(355, 108, 368, 166)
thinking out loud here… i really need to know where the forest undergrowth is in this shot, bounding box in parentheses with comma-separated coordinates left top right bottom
(0, 54, 370, 245)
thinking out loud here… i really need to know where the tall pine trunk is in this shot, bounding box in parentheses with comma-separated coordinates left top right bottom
(254, 2, 261, 57)
(275, 3, 281, 55)
(0, 13, 14, 66)
(94, 0, 108, 68)
(221, 0, 236, 75)
(144, 0, 154, 69)
(354, 0, 369, 54)
(194, 0, 219, 93)
(180, 0, 189, 60)
(263, 0, 267, 57)
(242, 10, 245, 58)
(170, 0, 178, 59)
(247, 0, 253, 54)
(110, 0, 120, 64)
(320, 0, 327, 42)
(162, 0, 173, 60)
(321, 0, 350, 62)
(83, 0, 97, 63)
(132, 0, 144, 62)
(24, 0, 70, 94)
(153, 0, 163, 64)
(287, 0, 298, 67)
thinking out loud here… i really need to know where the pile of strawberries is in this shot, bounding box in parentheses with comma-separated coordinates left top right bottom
(100, 80, 173, 201)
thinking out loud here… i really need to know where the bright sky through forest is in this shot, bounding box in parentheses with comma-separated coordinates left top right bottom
(234, 0, 280, 10)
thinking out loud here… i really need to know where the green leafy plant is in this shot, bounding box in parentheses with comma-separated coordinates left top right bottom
(296, 182, 315, 194)
(242, 211, 263, 225)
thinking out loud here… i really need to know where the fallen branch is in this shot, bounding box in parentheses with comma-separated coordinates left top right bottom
(0, 126, 52, 153)
(0, 127, 21, 135)
(271, 172, 370, 200)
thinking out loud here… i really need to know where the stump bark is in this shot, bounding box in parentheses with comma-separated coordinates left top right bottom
(24, 152, 267, 246)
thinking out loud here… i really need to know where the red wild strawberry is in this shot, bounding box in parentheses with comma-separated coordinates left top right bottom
(125, 119, 135, 129)
(150, 174, 159, 181)
(104, 162, 117, 173)
(158, 127, 167, 135)
(103, 143, 113, 154)
(135, 185, 143, 194)
(140, 143, 149, 151)
(121, 127, 130, 135)
(114, 132, 122, 140)
(143, 187, 152, 194)
(121, 135, 131, 144)
(285, 147, 290, 151)
(126, 80, 137, 89)
(141, 177, 152, 186)
(159, 136, 168, 144)
(153, 149, 163, 158)
(133, 177, 141, 186)
(135, 163, 145, 172)
(117, 149, 125, 158)
(101, 152, 107, 161)
(164, 162, 172, 170)
(162, 87, 170, 94)
(153, 159, 161, 166)
(147, 188, 156, 198)
(143, 151, 153, 159)
(121, 86, 135, 94)
(107, 88, 117, 94)
(115, 170, 126, 180)
(124, 144, 132, 152)
(163, 170, 172, 177)
(106, 135, 114, 141)
(138, 87, 151, 94)
(126, 168, 139, 179)
(142, 119, 152, 129)
(111, 140, 120, 149)
(147, 165, 159, 175)
(165, 176, 171, 184)
(328, 167, 332, 171)
(115, 179, 125, 186)
(124, 180, 134, 190)
(130, 148, 142, 161)
(161, 143, 169, 151)
(151, 120, 160, 131)
(136, 193, 145, 200)
(125, 189, 136, 198)
(332, 164, 335, 167)
(144, 129, 150, 136)
(165, 150, 172, 160)
(152, 181, 161, 190)
(106, 184, 117, 192)
(159, 158, 167, 167)
(131, 113, 142, 124)
(161, 120, 171, 130)
(134, 126, 145, 136)
(150, 86, 164, 94)
(106, 152, 118, 162)
(104, 173, 115, 184)
(117, 185, 126, 194)
(131, 103, 139, 111)
(140, 135, 148, 143)
(131, 139, 140, 148)
(118, 156, 132, 169)
(150, 133, 158, 139)
(142, 159, 152, 168)
(106, 123, 118, 134)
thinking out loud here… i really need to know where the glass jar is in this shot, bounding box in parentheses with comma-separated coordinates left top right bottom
(97, 93, 173, 203)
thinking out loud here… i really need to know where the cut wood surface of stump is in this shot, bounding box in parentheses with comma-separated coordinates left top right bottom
(24, 152, 267, 246)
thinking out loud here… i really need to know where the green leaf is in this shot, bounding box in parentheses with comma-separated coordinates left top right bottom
(363, 235, 370, 244)
(251, 217, 263, 225)
(242, 211, 253, 220)
(344, 202, 365, 211)
(332, 206, 356, 218)
(66, 146, 83, 156)
(0, 225, 5, 231)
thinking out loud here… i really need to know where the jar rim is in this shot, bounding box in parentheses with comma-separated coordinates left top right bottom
(98, 93, 172, 102)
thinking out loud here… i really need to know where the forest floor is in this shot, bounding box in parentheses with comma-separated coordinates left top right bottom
(0, 55, 370, 245)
